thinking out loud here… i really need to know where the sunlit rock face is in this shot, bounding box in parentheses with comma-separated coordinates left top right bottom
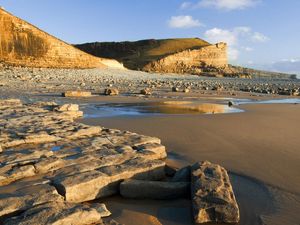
(143, 43, 228, 74)
(75, 39, 228, 74)
(0, 8, 120, 69)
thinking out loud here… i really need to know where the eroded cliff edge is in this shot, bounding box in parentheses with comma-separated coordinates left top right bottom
(0, 8, 123, 69)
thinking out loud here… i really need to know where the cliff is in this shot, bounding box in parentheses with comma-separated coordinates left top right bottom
(75, 38, 226, 74)
(0, 8, 122, 69)
(143, 42, 227, 74)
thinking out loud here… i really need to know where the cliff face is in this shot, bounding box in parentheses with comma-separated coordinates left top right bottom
(75, 39, 227, 74)
(0, 8, 122, 69)
(143, 43, 227, 74)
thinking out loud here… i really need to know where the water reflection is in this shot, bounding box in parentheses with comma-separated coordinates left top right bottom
(82, 101, 243, 118)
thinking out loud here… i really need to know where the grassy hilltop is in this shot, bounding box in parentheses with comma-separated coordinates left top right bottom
(75, 38, 211, 70)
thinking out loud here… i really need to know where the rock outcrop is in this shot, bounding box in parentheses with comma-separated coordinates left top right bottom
(143, 43, 227, 74)
(0, 8, 123, 69)
(0, 99, 166, 223)
(75, 38, 227, 74)
(191, 161, 240, 224)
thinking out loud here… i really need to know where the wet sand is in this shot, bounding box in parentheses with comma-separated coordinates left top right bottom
(81, 101, 300, 225)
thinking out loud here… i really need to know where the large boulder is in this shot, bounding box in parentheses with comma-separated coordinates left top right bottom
(191, 161, 240, 224)
(120, 179, 190, 199)
(52, 158, 165, 203)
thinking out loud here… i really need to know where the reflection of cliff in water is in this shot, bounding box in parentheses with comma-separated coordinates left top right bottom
(82, 101, 243, 118)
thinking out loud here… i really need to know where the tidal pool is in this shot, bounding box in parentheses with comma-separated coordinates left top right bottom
(82, 101, 243, 118)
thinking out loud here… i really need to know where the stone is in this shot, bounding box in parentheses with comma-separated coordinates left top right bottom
(183, 88, 190, 93)
(53, 158, 165, 203)
(191, 161, 240, 224)
(104, 88, 119, 96)
(24, 133, 60, 144)
(4, 202, 110, 225)
(140, 88, 152, 95)
(34, 156, 65, 174)
(172, 87, 179, 92)
(120, 179, 190, 199)
(62, 91, 92, 97)
(164, 165, 177, 177)
(134, 143, 167, 160)
(228, 101, 233, 107)
(171, 166, 191, 182)
(67, 126, 102, 139)
(54, 104, 79, 112)
(52, 170, 111, 203)
(0, 99, 168, 222)
(0, 182, 64, 217)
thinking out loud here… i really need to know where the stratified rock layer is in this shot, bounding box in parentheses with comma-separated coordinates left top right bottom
(0, 8, 123, 69)
(0, 99, 166, 223)
(75, 38, 227, 74)
(191, 161, 240, 224)
(143, 43, 227, 74)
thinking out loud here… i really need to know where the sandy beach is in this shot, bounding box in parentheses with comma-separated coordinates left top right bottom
(80, 97, 300, 225)
(1, 67, 300, 225)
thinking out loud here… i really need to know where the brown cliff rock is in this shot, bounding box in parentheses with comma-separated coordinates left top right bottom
(0, 8, 122, 69)
(75, 38, 228, 75)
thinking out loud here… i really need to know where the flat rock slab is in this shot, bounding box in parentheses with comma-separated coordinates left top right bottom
(191, 161, 240, 224)
(4, 202, 110, 225)
(0, 99, 167, 220)
(120, 179, 190, 199)
(62, 91, 92, 97)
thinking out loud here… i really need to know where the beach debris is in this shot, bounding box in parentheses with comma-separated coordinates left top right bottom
(191, 161, 240, 224)
(104, 88, 119, 95)
(120, 179, 190, 199)
(183, 88, 190, 93)
(172, 86, 179, 92)
(140, 88, 152, 95)
(62, 91, 92, 97)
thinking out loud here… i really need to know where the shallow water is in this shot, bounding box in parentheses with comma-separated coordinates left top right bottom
(82, 101, 243, 118)
(81, 98, 300, 118)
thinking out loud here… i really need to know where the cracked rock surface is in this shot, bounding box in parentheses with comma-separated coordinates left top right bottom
(0, 99, 167, 224)
(191, 161, 240, 224)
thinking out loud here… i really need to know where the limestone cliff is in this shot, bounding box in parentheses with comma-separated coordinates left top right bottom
(75, 38, 228, 74)
(143, 43, 227, 74)
(0, 8, 122, 69)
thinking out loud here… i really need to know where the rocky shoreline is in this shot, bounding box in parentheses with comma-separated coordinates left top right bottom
(0, 99, 239, 224)
(0, 67, 299, 99)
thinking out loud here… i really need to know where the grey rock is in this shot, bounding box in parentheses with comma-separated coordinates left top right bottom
(120, 179, 190, 199)
(172, 166, 191, 182)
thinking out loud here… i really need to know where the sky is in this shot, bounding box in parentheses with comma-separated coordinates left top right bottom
(1, 0, 300, 75)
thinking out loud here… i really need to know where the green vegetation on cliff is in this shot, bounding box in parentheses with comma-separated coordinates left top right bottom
(75, 38, 211, 70)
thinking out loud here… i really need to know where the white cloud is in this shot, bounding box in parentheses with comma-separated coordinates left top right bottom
(168, 15, 203, 28)
(204, 28, 237, 45)
(180, 2, 193, 9)
(197, 0, 259, 10)
(204, 26, 268, 61)
(251, 32, 269, 42)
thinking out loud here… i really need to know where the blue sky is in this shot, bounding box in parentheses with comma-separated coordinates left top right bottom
(1, 0, 300, 74)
